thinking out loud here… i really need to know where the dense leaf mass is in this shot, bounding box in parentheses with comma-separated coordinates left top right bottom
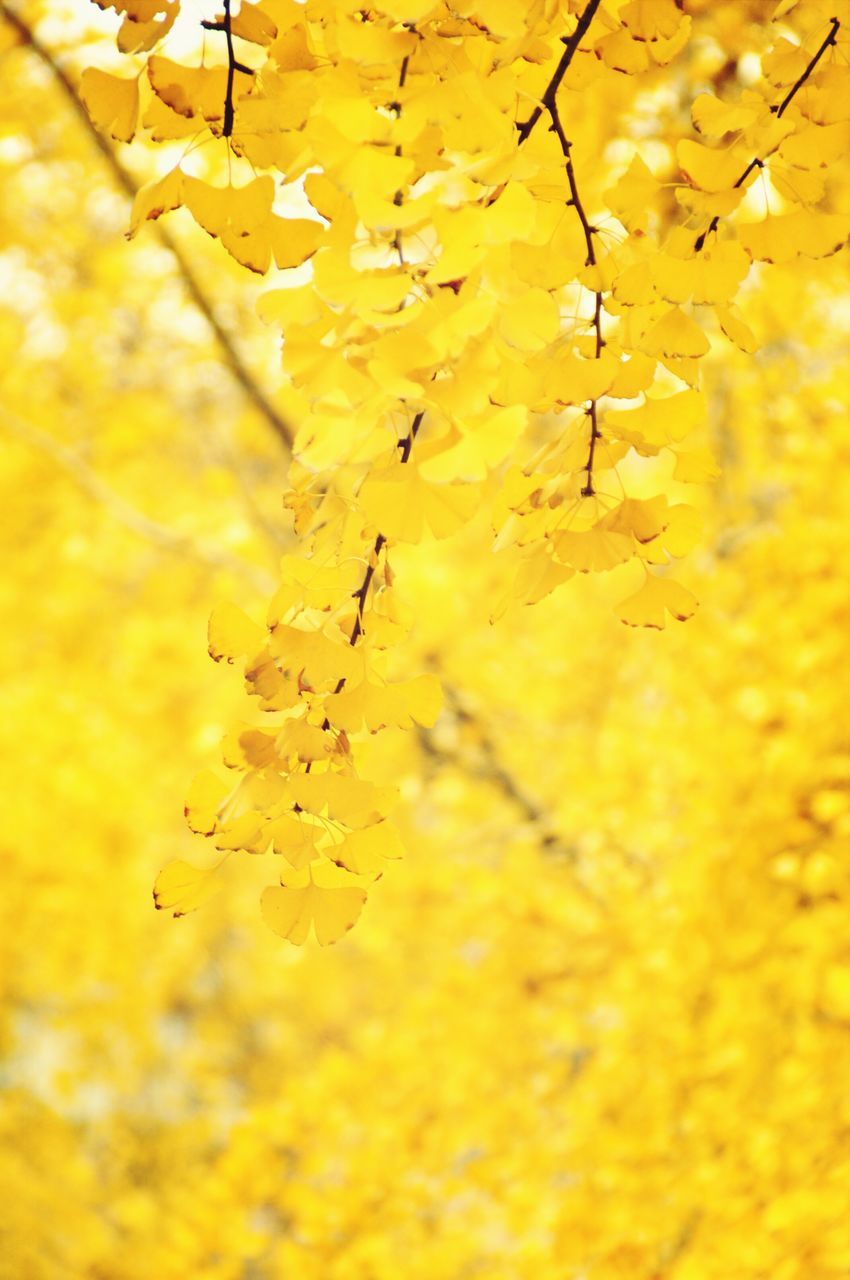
(1, 0, 849, 1275)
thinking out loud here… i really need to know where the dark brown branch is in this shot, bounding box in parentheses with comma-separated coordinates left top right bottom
(516, 0, 603, 143)
(776, 16, 840, 117)
(345, 410, 423, 653)
(314, 410, 423, 743)
(694, 16, 840, 251)
(202, 3, 253, 134)
(221, 0, 237, 137)
(548, 102, 604, 496)
(3, 5, 294, 450)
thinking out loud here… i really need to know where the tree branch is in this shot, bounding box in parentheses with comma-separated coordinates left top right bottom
(694, 16, 840, 251)
(516, 0, 603, 143)
(3, 5, 294, 450)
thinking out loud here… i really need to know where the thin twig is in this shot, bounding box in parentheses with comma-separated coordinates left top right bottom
(548, 98, 604, 495)
(2, 409, 274, 590)
(3, 5, 294, 449)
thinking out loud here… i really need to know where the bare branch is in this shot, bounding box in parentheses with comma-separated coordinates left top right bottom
(3, 5, 294, 450)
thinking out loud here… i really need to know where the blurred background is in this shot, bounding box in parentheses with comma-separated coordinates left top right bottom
(1, 3, 849, 1277)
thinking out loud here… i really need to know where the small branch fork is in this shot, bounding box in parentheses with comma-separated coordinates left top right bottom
(516, 0, 603, 143)
(201, 0, 252, 138)
(694, 15, 840, 251)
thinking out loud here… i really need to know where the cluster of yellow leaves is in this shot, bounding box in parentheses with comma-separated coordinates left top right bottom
(155, 552, 442, 943)
(81, 0, 850, 940)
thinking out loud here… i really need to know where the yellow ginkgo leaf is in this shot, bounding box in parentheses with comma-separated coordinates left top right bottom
(230, 1, 278, 44)
(266, 555, 363, 625)
(269, 624, 361, 688)
(332, 821, 405, 875)
(208, 602, 265, 665)
(778, 121, 848, 171)
(261, 865, 366, 946)
(621, 0, 685, 42)
(605, 390, 704, 451)
(266, 813, 323, 869)
(612, 260, 655, 307)
(153, 859, 220, 917)
(504, 546, 575, 613)
(672, 446, 720, 483)
(550, 351, 619, 405)
(95, 0, 179, 52)
(147, 56, 253, 125)
(358, 464, 478, 543)
(608, 353, 656, 398)
(142, 93, 199, 141)
(676, 140, 751, 193)
(691, 93, 760, 138)
(290, 772, 398, 828)
(657, 503, 702, 558)
(184, 770, 228, 836)
(596, 28, 650, 75)
(183, 176, 276, 274)
(598, 496, 670, 545)
(269, 218, 324, 270)
(604, 155, 661, 233)
(79, 68, 139, 143)
(552, 528, 634, 573)
(738, 211, 850, 265)
(639, 307, 710, 360)
(717, 305, 758, 353)
(276, 718, 337, 765)
(497, 288, 560, 353)
(618, 574, 698, 628)
(652, 238, 749, 306)
(325, 674, 442, 733)
(214, 811, 265, 853)
(221, 724, 278, 771)
(128, 167, 185, 237)
(334, 12, 417, 62)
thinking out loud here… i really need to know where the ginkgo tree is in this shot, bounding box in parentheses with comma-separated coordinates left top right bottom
(3, 1, 850, 1276)
(78, 0, 850, 945)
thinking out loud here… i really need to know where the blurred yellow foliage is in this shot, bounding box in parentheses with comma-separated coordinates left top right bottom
(1, 1, 849, 1277)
